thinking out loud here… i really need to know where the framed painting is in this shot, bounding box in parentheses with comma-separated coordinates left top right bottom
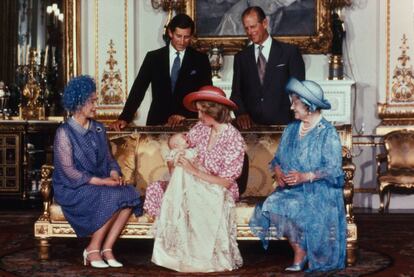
(185, 0, 332, 54)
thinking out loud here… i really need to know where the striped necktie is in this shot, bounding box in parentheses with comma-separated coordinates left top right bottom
(257, 45, 266, 84)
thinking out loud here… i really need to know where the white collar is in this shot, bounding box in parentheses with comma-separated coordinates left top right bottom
(169, 43, 186, 59)
(255, 35, 272, 51)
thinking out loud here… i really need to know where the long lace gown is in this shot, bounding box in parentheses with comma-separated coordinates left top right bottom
(148, 121, 245, 272)
(249, 117, 347, 273)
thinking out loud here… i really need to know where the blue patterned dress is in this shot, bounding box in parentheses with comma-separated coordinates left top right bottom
(249, 117, 346, 272)
(52, 118, 142, 237)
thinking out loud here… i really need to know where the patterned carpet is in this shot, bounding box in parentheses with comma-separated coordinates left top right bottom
(1, 211, 412, 277)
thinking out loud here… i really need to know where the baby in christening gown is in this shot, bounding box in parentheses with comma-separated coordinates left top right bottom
(165, 133, 196, 169)
(152, 133, 237, 272)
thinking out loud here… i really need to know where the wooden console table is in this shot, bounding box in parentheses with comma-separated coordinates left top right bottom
(0, 120, 61, 199)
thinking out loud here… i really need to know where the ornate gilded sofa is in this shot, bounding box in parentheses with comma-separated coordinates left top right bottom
(34, 124, 357, 265)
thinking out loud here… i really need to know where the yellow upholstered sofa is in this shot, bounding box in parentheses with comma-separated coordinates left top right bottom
(34, 124, 358, 265)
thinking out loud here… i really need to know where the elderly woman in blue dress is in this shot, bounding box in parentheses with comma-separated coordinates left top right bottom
(249, 77, 346, 273)
(52, 75, 141, 268)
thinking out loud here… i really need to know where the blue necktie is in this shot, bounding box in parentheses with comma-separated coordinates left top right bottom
(171, 51, 181, 92)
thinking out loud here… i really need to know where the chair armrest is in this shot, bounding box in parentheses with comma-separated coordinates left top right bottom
(38, 164, 54, 221)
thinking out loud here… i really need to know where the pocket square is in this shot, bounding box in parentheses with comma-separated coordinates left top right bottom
(190, 70, 197, 75)
(276, 64, 286, 67)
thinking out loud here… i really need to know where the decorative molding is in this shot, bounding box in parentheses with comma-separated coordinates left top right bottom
(124, 0, 128, 98)
(391, 34, 414, 102)
(94, 0, 129, 120)
(95, 0, 99, 89)
(377, 0, 414, 134)
(99, 40, 124, 105)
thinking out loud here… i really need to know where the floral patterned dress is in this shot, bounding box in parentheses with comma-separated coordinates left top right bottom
(147, 121, 245, 272)
(144, 122, 242, 217)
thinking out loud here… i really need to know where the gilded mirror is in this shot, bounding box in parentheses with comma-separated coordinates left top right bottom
(9, 0, 80, 118)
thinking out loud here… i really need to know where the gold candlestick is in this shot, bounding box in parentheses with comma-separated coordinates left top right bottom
(19, 48, 46, 120)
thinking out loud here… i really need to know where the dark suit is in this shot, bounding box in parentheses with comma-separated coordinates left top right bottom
(231, 39, 305, 125)
(119, 46, 212, 125)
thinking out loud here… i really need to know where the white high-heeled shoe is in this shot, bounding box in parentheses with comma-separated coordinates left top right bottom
(101, 248, 123, 267)
(83, 249, 109, 268)
(285, 255, 308, 272)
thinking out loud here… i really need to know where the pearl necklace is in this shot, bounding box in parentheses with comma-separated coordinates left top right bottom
(299, 115, 322, 137)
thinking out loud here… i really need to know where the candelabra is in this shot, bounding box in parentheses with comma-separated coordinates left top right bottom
(16, 48, 47, 120)
(45, 3, 64, 116)
(151, 0, 186, 13)
(46, 3, 64, 23)
(151, 0, 186, 42)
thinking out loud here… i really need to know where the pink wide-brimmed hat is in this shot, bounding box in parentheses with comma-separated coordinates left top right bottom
(183, 85, 238, 112)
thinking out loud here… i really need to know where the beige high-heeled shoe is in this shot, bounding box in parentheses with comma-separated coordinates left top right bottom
(101, 248, 123, 267)
(83, 249, 109, 268)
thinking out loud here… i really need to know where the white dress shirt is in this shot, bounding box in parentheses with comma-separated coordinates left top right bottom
(169, 44, 186, 75)
(254, 35, 272, 62)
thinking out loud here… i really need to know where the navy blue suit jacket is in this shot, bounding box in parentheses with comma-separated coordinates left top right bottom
(231, 39, 305, 125)
(119, 45, 212, 125)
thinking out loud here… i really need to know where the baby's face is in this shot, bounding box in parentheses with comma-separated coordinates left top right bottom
(170, 134, 189, 150)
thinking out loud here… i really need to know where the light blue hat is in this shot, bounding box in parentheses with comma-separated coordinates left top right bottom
(286, 77, 331, 111)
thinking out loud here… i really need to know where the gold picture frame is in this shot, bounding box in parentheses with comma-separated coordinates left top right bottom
(64, 0, 81, 83)
(185, 0, 332, 54)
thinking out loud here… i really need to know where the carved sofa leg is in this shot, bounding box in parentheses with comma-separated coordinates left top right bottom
(346, 240, 358, 266)
(378, 183, 391, 213)
(346, 223, 358, 266)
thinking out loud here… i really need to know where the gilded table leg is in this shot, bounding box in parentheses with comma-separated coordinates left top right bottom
(37, 238, 50, 260)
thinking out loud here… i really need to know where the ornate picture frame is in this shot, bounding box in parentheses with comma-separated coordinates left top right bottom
(185, 0, 332, 54)
(64, 0, 81, 83)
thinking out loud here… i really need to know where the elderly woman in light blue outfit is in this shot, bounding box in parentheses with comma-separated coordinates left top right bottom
(249, 77, 346, 273)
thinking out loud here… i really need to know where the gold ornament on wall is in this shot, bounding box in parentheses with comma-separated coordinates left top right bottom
(391, 34, 414, 102)
(376, 1, 414, 135)
(100, 40, 123, 106)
